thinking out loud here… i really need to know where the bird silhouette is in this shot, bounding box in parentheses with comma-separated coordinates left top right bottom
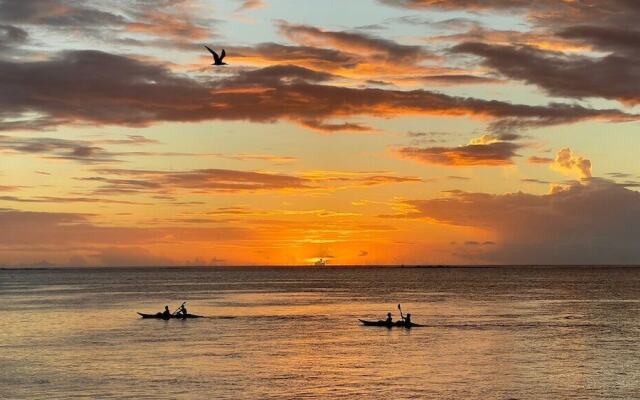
(205, 45, 227, 65)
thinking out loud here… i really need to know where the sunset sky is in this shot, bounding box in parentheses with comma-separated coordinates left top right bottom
(1, 0, 639, 266)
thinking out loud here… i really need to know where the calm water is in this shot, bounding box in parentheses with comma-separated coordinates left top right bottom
(1, 267, 639, 399)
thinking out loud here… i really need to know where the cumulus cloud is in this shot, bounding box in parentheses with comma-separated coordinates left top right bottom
(552, 148, 592, 179)
(404, 179, 640, 264)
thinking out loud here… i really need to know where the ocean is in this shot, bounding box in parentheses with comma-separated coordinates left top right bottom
(1, 267, 639, 399)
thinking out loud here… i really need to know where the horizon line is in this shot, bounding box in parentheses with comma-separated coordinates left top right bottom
(3, 264, 640, 270)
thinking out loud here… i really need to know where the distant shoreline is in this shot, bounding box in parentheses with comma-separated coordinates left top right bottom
(2, 264, 640, 271)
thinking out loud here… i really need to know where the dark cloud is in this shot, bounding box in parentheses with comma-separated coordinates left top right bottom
(98, 135, 160, 146)
(521, 178, 550, 184)
(0, 195, 147, 205)
(227, 64, 337, 85)
(0, 50, 215, 129)
(419, 74, 500, 84)
(453, 42, 640, 105)
(384, 2, 640, 104)
(277, 21, 430, 63)
(0, 0, 216, 52)
(408, 131, 448, 137)
(528, 156, 553, 164)
(405, 179, 640, 264)
(406, 131, 450, 145)
(0, 134, 298, 164)
(378, 0, 537, 11)
(0, 24, 27, 50)
(559, 25, 640, 56)
(79, 168, 310, 195)
(0, 50, 634, 132)
(399, 134, 522, 166)
(607, 172, 634, 179)
(379, 1, 640, 29)
(0, 0, 125, 27)
(463, 241, 495, 246)
(77, 168, 422, 196)
(299, 120, 373, 133)
(0, 135, 117, 163)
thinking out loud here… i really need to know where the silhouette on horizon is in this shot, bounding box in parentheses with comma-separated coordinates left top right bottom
(205, 45, 227, 65)
(358, 304, 423, 328)
(137, 302, 204, 319)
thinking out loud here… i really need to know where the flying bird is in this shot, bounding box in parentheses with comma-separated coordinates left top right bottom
(205, 45, 227, 66)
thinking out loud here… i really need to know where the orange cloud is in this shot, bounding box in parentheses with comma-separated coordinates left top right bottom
(277, 21, 431, 63)
(551, 148, 592, 179)
(126, 10, 209, 40)
(236, 0, 266, 12)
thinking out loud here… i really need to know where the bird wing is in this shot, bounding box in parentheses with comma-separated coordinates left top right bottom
(220, 49, 226, 60)
(204, 45, 220, 62)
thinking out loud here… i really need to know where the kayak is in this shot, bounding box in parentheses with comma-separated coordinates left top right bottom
(137, 312, 204, 320)
(359, 319, 424, 328)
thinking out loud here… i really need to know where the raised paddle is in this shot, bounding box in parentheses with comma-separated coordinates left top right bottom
(172, 302, 186, 315)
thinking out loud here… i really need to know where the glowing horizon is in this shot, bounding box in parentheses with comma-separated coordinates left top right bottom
(1, 0, 639, 267)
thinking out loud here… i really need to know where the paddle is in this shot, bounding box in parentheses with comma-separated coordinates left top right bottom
(172, 302, 186, 315)
(397, 303, 404, 320)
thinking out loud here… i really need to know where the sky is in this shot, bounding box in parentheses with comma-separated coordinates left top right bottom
(1, 0, 639, 266)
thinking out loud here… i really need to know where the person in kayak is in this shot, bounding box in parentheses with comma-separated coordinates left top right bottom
(162, 305, 171, 320)
(178, 303, 187, 318)
(385, 312, 393, 325)
(398, 304, 412, 326)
